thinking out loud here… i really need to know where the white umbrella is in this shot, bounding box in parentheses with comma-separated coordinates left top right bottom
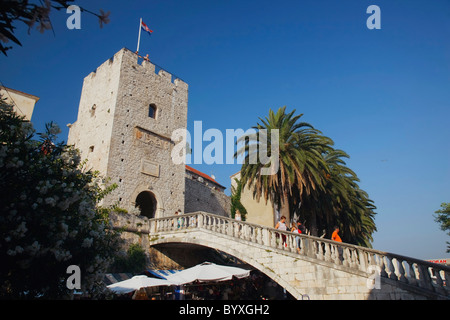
(107, 275, 174, 294)
(164, 262, 250, 285)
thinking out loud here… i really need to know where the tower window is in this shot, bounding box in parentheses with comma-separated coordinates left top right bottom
(148, 104, 157, 119)
(90, 104, 96, 117)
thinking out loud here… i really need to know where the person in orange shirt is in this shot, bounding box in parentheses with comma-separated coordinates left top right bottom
(331, 226, 343, 261)
(331, 226, 342, 243)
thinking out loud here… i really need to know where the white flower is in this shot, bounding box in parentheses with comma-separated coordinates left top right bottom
(81, 238, 93, 248)
(45, 197, 56, 207)
(89, 230, 99, 238)
(61, 222, 68, 232)
(39, 186, 48, 194)
(27, 241, 41, 255)
(0, 146, 7, 157)
(69, 230, 78, 238)
(48, 123, 61, 135)
(14, 221, 28, 238)
(7, 246, 24, 256)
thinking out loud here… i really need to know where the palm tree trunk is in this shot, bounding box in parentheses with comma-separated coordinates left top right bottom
(309, 212, 318, 236)
(280, 193, 291, 228)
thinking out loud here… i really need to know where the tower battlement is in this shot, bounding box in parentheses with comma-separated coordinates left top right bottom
(68, 47, 188, 221)
(84, 48, 188, 91)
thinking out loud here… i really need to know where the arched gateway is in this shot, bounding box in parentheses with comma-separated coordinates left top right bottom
(135, 191, 157, 219)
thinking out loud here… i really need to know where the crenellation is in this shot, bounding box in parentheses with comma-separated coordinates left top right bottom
(69, 47, 188, 219)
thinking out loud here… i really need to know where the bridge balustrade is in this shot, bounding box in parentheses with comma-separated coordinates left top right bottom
(149, 211, 450, 297)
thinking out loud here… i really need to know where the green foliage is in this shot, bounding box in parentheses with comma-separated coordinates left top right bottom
(0, 0, 110, 55)
(434, 203, 450, 253)
(0, 101, 121, 299)
(110, 243, 147, 274)
(237, 106, 377, 247)
(230, 178, 247, 221)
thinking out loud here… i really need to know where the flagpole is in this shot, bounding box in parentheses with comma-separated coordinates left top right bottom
(136, 17, 142, 53)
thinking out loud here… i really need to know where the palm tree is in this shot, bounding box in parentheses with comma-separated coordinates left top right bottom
(236, 107, 377, 246)
(235, 106, 333, 227)
(297, 148, 377, 246)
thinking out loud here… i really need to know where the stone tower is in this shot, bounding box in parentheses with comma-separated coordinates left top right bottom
(68, 48, 188, 220)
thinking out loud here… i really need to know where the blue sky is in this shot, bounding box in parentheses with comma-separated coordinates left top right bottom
(1, 0, 449, 260)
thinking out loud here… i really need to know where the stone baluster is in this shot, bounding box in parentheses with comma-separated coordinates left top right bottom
(395, 259, 408, 283)
(357, 248, 368, 272)
(247, 225, 252, 241)
(209, 216, 214, 231)
(309, 240, 317, 259)
(334, 244, 342, 265)
(314, 240, 323, 260)
(262, 228, 270, 247)
(433, 267, 446, 295)
(270, 230, 277, 248)
(349, 248, 359, 269)
(214, 216, 220, 232)
(298, 237, 305, 256)
(149, 219, 155, 234)
(416, 264, 433, 291)
(254, 226, 261, 244)
(324, 242, 332, 262)
(197, 213, 203, 229)
(386, 257, 398, 280)
(235, 221, 241, 238)
(444, 271, 450, 293)
(342, 247, 350, 267)
(286, 233, 294, 252)
(405, 262, 418, 286)
(251, 226, 257, 242)
(206, 215, 212, 230)
(378, 255, 389, 278)
(257, 227, 262, 243)
(220, 217, 225, 232)
(240, 224, 246, 240)
(226, 220, 232, 237)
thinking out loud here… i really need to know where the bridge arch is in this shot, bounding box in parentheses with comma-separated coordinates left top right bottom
(149, 231, 306, 299)
(144, 212, 450, 300)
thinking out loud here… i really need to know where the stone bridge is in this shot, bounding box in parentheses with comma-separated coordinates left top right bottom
(113, 211, 450, 300)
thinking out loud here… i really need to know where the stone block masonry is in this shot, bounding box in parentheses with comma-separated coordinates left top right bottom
(149, 212, 450, 300)
(68, 48, 188, 219)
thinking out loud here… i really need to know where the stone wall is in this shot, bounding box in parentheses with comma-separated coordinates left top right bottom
(149, 212, 450, 300)
(184, 177, 231, 217)
(68, 48, 188, 218)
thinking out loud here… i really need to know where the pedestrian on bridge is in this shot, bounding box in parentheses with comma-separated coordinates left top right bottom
(275, 216, 288, 247)
(331, 226, 344, 261)
(292, 221, 306, 254)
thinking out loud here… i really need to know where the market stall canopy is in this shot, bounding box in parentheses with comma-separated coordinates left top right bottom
(107, 275, 174, 294)
(164, 262, 251, 285)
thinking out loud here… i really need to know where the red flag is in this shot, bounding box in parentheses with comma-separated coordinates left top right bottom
(141, 21, 153, 35)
